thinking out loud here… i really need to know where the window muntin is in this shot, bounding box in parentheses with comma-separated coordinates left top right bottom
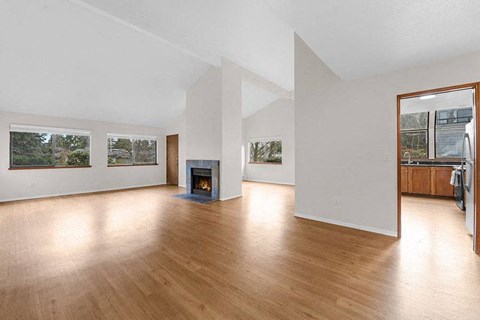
(10, 125, 90, 168)
(249, 138, 282, 164)
(108, 134, 157, 166)
(400, 112, 428, 159)
(435, 107, 472, 158)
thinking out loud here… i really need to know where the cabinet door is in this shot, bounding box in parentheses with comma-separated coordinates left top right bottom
(401, 167, 409, 193)
(431, 167, 454, 197)
(410, 167, 431, 195)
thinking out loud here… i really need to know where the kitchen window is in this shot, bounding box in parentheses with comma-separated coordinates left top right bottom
(435, 108, 473, 158)
(249, 138, 282, 164)
(9, 125, 91, 169)
(400, 112, 429, 159)
(107, 134, 157, 166)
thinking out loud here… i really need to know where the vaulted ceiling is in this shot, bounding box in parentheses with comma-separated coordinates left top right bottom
(266, 0, 480, 79)
(1, 0, 479, 127)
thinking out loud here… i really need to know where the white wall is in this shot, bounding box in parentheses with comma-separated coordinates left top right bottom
(165, 112, 187, 187)
(243, 97, 295, 185)
(295, 34, 480, 236)
(0, 111, 165, 202)
(220, 60, 243, 199)
(186, 67, 223, 161)
(186, 62, 243, 200)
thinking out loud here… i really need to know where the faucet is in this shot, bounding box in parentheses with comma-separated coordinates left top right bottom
(404, 151, 412, 165)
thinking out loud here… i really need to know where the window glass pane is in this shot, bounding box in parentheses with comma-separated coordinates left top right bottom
(264, 141, 282, 163)
(249, 140, 282, 163)
(400, 112, 428, 130)
(10, 131, 90, 167)
(133, 140, 157, 164)
(54, 134, 90, 166)
(249, 141, 265, 162)
(10, 132, 53, 167)
(435, 126, 465, 158)
(401, 131, 428, 159)
(437, 108, 472, 125)
(108, 138, 133, 165)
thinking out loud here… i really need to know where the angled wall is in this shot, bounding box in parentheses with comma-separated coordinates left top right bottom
(295, 33, 480, 236)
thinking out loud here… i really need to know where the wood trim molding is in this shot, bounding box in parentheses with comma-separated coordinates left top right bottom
(107, 163, 158, 168)
(397, 95, 402, 238)
(475, 83, 480, 254)
(9, 165, 92, 170)
(397, 82, 480, 254)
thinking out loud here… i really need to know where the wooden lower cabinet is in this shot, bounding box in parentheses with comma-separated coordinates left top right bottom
(431, 167, 455, 197)
(401, 166, 454, 197)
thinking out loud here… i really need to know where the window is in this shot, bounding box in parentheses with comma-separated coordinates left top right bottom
(249, 138, 282, 164)
(435, 108, 473, 158)
(400, 112, 428, 159)
(108, 134, 157, 166)
(10, 125, 91, 168)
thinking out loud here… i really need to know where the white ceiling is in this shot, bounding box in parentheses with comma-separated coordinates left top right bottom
(242, 81, 281, 118)
(74, 0, 295, 90)
(401, 88, 474, 114)
(265, 0, 480, 79)
(0, 0, 210, 127)
(2, 0, 480, 127)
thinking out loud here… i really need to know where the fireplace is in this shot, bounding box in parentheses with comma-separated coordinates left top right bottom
(191, 168, 212, 197)
(185, 160, 220, 200)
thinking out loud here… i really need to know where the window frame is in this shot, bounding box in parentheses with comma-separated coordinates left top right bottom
(107, 133, 158, 167)
(400, 112, 429, 160)
(248, 137, 283, 165)
(9, 124, 92, 170)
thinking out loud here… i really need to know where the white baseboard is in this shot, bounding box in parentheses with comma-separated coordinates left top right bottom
(0, 183, 166, 203)
(294, 212, 397, 237)
(178, 184, 186, 188)
(243, 179, 295, 186)
(220, 194, 243, 201)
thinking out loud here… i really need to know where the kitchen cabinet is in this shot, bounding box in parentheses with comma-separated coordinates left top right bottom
(401, 166, 454, 197)
(430, 167, 455, 197)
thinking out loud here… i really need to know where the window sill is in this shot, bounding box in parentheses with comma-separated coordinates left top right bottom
(108, 163, 158, 167)
(248, 162, 282, 165)
(9, 165, 92, 170)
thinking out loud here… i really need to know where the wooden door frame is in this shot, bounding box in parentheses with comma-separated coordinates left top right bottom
(397, 82, 480, 254)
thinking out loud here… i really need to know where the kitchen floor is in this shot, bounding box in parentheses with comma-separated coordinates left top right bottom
(401, 195, 473, 250)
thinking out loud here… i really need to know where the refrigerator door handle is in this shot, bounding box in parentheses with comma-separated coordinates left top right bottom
(462, 133, 473, 192)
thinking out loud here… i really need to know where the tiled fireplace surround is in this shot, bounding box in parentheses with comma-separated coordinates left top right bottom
(186, 160, 220, 200)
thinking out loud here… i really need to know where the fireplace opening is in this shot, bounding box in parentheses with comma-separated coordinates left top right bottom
(191, 168, 212, 197)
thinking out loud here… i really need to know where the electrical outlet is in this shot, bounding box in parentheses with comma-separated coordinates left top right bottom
(383, 153, 390, 161)
(28, 182, 35, 188)
(333, 198, 342, 207)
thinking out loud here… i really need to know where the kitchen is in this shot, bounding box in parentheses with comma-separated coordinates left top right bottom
(400, 87, 476, 247)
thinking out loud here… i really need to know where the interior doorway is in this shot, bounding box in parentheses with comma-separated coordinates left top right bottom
(166, 134, 179, 185)
(397, 83, 480, 254)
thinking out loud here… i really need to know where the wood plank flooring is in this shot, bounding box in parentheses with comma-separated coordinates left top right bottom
(0, 183, 479, 319)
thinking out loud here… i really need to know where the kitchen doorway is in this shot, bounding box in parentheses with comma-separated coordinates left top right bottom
(397, 83, 480, 254)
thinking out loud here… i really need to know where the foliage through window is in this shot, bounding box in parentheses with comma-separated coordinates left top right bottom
(249, 139, 282, 164)
(400, 112, 428, 159)
(10, 125, 90, 168)
(108, 135, 157, 166)
(435, 108, 473, 158)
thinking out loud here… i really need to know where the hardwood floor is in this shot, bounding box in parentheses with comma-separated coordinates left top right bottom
(0, 183, 479, 319)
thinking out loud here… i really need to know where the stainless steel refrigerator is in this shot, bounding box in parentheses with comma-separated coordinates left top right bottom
(462, 120, 475, 236)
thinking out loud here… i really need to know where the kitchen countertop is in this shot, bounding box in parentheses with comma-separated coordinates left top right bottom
(401, 163, 457, 167)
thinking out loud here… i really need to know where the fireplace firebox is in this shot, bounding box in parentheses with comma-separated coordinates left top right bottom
(191, 168, 212, 197)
